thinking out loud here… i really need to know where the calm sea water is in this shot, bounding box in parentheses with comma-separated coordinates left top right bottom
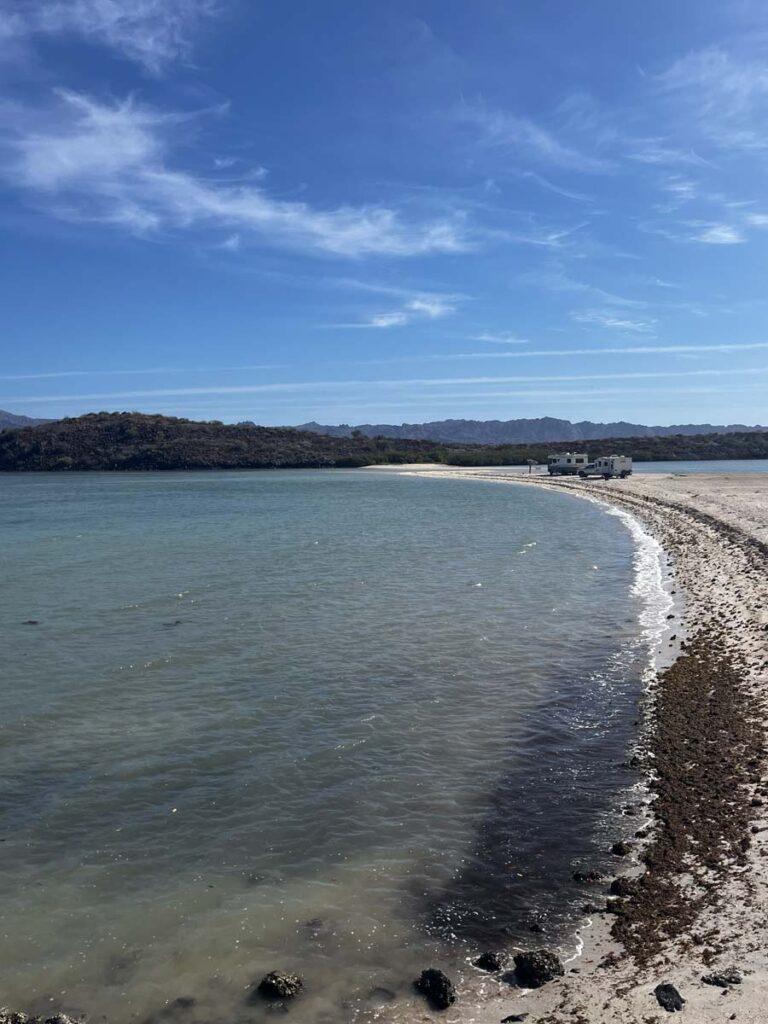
(0, 471, 669, 1023)
(634, 458, 768, 473)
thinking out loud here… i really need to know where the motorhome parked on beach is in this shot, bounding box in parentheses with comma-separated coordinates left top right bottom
(578, 455, 633, 479)
(547, 452, 588, 475)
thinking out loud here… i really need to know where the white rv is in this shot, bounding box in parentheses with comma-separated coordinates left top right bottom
(547, 452, 589, 476)
(578, 455, 633, 479)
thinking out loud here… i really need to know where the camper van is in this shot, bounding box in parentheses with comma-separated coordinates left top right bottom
(578, 455, 633, 479)
(547, 452, 589, 476)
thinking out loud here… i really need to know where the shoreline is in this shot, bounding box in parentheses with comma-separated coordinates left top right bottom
(390, 467, 768, 1023)
(4, 468, 767, 1024)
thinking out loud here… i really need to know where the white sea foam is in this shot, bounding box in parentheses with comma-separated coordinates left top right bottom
(603, 503, 675, 666)
(552, 486, 675, 668)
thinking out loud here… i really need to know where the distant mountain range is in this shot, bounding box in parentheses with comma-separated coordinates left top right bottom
(2, 413, 766, 471)
(0, 409, 50, 430)
(297, 417, 768, 445)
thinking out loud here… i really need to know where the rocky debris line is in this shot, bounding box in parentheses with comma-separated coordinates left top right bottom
(474, 951, 509, 972)
(654, 982, 685, 1012)
(702, 967, 742, 987)
(513, 949, 565, 989)
(1, 1014, 79, 1024)
(255, 971, 304, 1000)
(414, 968, 456, 1010)
(609, 876, 640, 898)
(609, 631, 765, 964)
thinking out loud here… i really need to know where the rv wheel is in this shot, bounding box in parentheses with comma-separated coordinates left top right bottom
(603, 474, 611, 480)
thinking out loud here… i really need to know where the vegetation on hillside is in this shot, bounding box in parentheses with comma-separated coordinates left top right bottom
(0, 412, 766, 471)
(0, 412, 457, 471)
(445, 430, 768, 466)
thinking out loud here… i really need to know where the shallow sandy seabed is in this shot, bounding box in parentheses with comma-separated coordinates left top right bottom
(376, 468, 768, 1024)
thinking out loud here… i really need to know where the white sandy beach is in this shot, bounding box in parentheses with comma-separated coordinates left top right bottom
(374, 466, 768, 1024)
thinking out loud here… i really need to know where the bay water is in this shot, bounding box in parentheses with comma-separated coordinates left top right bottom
(0, 471, 669, 1022)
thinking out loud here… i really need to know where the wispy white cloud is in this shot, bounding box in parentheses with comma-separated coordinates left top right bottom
(656, 47, 768, 118)
(501, 221, 589, 250)
(0, 90, 468, 258)
(519, 268, 647, 308)
(644, 276, 681, 289)
(462, 103, 613, 174)
(660, 175, 699, 203)
(0, 363, 283, 381)
(0, 0, 220, 73)
(625, 138, 710, 167)
(6, 363, 768, 406)
(691, 222, 746, 245)
(470, 332, 530, 345)
(364, 312, 409, 328)
(517, 170, 593, 203)
(407, 296, 454, 318)
(331, 294, 457, 328)
(654, 47, 768, 152)
(570, 309, 657, 334)
(448, 342, 768, 360)
(639, 218, 748, 246)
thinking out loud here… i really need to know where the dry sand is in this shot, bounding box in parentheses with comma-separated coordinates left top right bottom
(379, 466, 768, 1024)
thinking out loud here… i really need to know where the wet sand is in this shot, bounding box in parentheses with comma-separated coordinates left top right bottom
(390, 467, 768, 1024)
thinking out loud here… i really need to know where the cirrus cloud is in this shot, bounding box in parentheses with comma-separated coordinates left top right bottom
(0, 0, 220, 73)
(0, 89, 469, 258)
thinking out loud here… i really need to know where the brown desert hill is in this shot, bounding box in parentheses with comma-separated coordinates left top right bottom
(0, 412, 459, 470)
(1, 411, 767, 471)
(0, 408, 50, 430)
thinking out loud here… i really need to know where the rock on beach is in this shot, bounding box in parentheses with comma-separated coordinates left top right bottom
(513, 949, 565, 988)
(654, 983, 685, 1012)
(255, 971, 304, 1000)
(474, 951, 508, 972)
(414, 968, 457, 1010)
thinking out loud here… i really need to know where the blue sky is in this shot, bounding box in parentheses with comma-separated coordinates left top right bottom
(1, 0, 768, 426)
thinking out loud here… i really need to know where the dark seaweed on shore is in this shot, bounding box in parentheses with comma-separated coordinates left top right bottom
(610, 631, 765, 964)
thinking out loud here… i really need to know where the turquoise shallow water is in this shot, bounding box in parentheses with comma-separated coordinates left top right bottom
(0, 470, 666, 1023)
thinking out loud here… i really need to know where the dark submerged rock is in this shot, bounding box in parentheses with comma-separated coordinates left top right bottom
(702, 968, 742, 987)
(474, 951, 508, 972)
(513, 949, 565, 988)
(572, 868, 604, 883)
(654, 983, 685, 1012)
(500, 1015, 529, 1023)
(611, 840, 632, 856)
(414, 968, 456, 1010)
(366, 987, 396, 1005)
(256, 972, 304, 1000)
